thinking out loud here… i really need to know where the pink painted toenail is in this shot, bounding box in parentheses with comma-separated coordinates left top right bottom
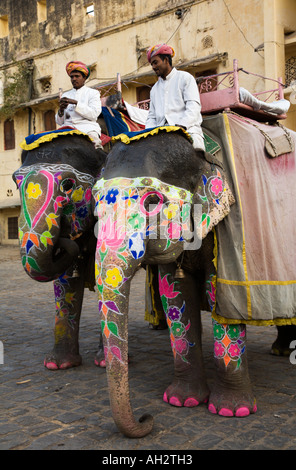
(253, 404, 257, 413)
(163, 392, 168, 403)
(94, 359, 106, 367)
(184, 397, 199, 407)
(59, 362, 72, 369)
(169, 396, 182, 407)
(235, 407, 250, 417)
(208, 403, 217, 414)
(219, 408, 234, 417)
(45, 361, 58, 370)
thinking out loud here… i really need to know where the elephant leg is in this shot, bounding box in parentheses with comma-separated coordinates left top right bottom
(44, 260, 86, 370)
(159, 264, 209, 407)
(271, 325, 296, 356)
(208, 320, 257, 417)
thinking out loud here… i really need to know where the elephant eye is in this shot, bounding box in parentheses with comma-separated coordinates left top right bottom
(143, 193, 162, 211)
(61, 178, 75, 193)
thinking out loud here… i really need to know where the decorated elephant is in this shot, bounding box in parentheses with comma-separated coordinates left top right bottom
(13, 130, 106, 369)
(92, 114, 296, 438)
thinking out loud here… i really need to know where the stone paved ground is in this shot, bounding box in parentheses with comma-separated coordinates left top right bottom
(1, 244, 296, 451)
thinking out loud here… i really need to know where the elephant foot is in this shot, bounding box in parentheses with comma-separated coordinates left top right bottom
(270, 343, 292, 357)
(44, 351, 82, 370)
(94, 344, 107, 368)
(210, 321, 257, 417)
(270, 326, 296, 357)
(94, 351, 131, 368)
(163, 379, 209, 408)
(208, 385, 257, 417)
(94, 336, 106, 367)
(94, 357, 106, 368)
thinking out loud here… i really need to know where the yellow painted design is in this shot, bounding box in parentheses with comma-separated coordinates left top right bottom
(26, 182, 42, 199)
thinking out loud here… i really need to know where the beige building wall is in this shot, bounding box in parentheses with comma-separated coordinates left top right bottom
(0, 0, 295, 244)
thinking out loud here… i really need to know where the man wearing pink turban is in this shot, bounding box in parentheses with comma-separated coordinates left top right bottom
(145, 44, 205, 151)
(56, 61, 103, 149)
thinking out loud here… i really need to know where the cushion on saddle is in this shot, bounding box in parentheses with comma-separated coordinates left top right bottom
(20, 127, 92, 151)
(110, 125, 193, 145)
(109, 123, 220, 155)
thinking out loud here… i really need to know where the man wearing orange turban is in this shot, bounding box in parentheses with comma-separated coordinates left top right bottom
(145, 44, 205, 151)
(65, 61, 90, 78)
(56, 61, 103, 148)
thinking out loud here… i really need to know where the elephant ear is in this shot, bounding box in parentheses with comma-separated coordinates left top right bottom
(192, 161, 235, 239)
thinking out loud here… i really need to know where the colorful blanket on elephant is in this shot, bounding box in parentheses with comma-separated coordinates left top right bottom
(101, 106, 145, 135)
(202, 112, 296, 326)
(20, 127, 92, 151)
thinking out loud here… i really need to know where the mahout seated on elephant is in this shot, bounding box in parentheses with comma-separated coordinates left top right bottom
(13, 132, 107, 369)
(92, 119, 296, 438)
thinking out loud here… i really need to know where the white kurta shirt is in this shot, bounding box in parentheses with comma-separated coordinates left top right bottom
(55, 85, 102, 136)
(145, 68, 205, 150)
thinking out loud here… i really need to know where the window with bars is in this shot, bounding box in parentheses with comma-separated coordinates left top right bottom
(286, 57, 296, 86)
(4, 119, 15, 150)
(8, 217, 19, 239)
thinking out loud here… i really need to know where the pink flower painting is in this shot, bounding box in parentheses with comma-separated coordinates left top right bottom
(210, 177, 223, 197)
(158, 273, 181, 299)
(96, 215, 126, 252)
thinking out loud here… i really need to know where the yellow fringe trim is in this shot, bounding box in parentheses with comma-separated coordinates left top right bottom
(212, 311, 296, 327)
(217, 279, 296, 286)
(20, 129, 91, 151)
(111, 126, 193, 145)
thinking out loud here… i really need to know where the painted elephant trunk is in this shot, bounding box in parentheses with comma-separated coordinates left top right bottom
(98, 261, 154, 437)
(107, 367, 154, 438)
